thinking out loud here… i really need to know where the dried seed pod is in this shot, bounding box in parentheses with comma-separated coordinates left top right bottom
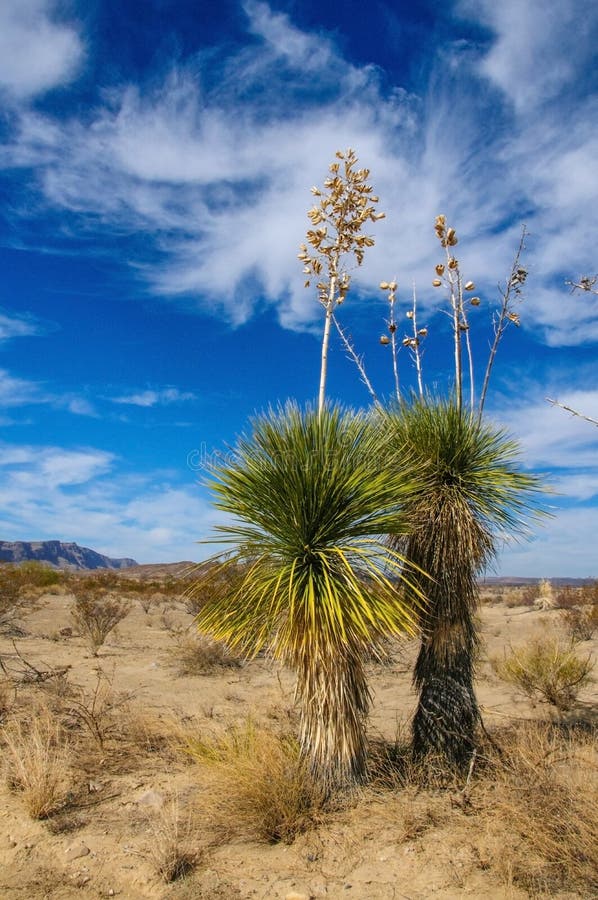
(446, 228, 458, 246)
(470, 297, 481, 306)
(388, 281, 397, 291)
(435, 264, 445, 276)
(464, 281, 475, 291)
(379, 335, 390, 345)
(389, 323, 397, 333)
(435, 215, 446, 227)
(432, 278, 442, 287)
(448, 257, 458, 269)
(379, 281, 390, 290)
(418, 328, 428, 337)
(406, 310, 414, 319)
(402, 337, 411, 346)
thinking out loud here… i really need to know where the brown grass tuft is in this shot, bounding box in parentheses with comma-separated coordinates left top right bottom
(2, 708, 73, 818)
(147, 796, 200, 882)
(185, 719, 328, 844)
(171, 633, 243, 676)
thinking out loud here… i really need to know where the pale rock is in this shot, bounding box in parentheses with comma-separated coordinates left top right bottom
(65, 843, 90, 861)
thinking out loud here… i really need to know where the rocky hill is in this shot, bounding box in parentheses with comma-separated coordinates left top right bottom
(0, 540, 137, 571)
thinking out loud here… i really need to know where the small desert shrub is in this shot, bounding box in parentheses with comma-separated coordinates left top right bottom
(554, 584, 581, 609)
(2, 709, 72, 818)
(148, 797, 199, 882)
(503, 585, 536, 608)
(70, 578, 131, 655)
(493, 636, 594, 710)
(561, 604, 598, 642)
(580, 579, 598, 605)
(171, 633, 243, 676)
(61, 668, 134, 750)
(475, 722, 598, 894)
(18, 561, 63, 588)
(0, 565, 26, 629)
(185, 720, 327, 844)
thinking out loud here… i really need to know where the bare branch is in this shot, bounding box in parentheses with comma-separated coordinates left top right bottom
(332, 314, 380, 406)
(478, 225, 527, 418)
(546, 398, 598, 427)
(566, 274, 598, 295)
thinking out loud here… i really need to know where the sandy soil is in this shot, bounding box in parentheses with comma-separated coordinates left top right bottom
(0, 586, 596, 900)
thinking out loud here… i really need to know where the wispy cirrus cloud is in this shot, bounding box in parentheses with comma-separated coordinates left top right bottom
(0, 368, 97, 417)
(111, 387, 196, 408)
(0, 309, 43, 341)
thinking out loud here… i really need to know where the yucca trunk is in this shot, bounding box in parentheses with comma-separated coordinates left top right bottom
(406, 500, 489, 767)
(294, 639, 370, 794)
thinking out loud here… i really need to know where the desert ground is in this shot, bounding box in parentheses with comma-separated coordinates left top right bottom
(0, 570, 596, 900)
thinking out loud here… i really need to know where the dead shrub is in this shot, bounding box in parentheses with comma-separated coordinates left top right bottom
(493, 635, 594, 711)
(2, 708, 73, 818)
(61, 668, 134, 750)
(580, 579, 598, 605)
(554, 584, 582, 609)
(70, 577, 131, 655)
(185, 719, 327, 844)
(171, 633, 243, 676)
(561, 604, 598, 642)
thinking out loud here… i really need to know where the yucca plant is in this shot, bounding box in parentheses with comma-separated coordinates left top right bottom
(192, 403, 424, 795)
(380, 396, 544, 767)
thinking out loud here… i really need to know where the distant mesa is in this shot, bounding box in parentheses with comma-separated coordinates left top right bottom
(0, 540, 137, 571)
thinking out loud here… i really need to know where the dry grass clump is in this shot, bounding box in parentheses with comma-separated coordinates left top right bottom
(474, 722, 598, 895)
(147, 796, 200, 882)
(185, 719, 328, 844)
(171, 633, 243, 676)
(2, 708, 73, 818)
(70, 576, 131, 655)
(493, 635, 594, 711)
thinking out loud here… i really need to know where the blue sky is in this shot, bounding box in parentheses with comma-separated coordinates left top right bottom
(0, 0, 597, 576)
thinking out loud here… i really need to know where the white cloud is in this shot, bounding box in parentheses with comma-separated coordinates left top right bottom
(111, 387, 196, 407)
(457, 0, 595, 113)
(0, 444, 113, 488)
(0, 0, 84, 100)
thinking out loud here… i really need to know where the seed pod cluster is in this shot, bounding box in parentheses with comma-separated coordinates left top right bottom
(299, 148, 384, 295)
